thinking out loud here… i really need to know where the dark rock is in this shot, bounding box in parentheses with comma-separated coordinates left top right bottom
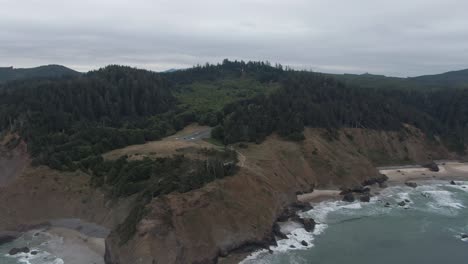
(339, 189, 352, 195)
(9, 247, 30, 255)
(291, 217, 316, 232)
(461, 234, 468, 239)
(363, 174, 389, 186)
(378, 182, 388, 188)
(277, 207, 296, 222)
(301, 219, 316, 232)
(398, 201, 406, 206)
(360, 194, 371, 202)
(450, 180, 457, 185)
(404, 199, 411, 203)
(301, 240, 308, 246)
(0, 232, 19, 246)
(290, 201, 313, 212)
(31, 251, 38, 255)
(342, 193, 355, 202)
(405, 182, 418, 188)
(290, 245, 296, 248)
(384, 202, 391, 207)
(423, 162, 439, 172)
(272, 223, 288, 240)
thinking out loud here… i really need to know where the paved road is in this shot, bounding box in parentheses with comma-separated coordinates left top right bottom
(176, 128, 212, 142)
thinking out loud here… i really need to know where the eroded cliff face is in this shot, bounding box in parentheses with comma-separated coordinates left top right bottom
(0, 134, 29, 187)
(0, 135, 133, 232)
(105, 126, 454, 264)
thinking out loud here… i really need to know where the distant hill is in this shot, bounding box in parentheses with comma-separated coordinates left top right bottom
(330, 68, 468, 90)
(0, 65, 80, 83)
(162, 68, 180, 73)
(409, 69, 468, 89)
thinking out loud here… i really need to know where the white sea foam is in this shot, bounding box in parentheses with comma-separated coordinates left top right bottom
(241, 183, 467, 263)
(5, 248, 64, 264)
(424, 190, 465, 209)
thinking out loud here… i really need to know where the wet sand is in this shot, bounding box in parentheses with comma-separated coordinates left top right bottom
(297, 190, 342, 203)
(45, 227, 105, 264)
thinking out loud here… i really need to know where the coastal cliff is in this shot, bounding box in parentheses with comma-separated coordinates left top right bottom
(104, 126, 455, 264)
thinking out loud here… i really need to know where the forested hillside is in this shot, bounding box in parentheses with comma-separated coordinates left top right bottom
(1, 60, 468, 170)
(0, 65, 79, 83)
(331, 68, 468, 90)
(1, 59, 468, 246)
(212, 69, 468, 153)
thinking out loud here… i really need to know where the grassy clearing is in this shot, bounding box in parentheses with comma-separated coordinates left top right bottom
(174, 78, 280, 113)
(203, 137, 225, 146)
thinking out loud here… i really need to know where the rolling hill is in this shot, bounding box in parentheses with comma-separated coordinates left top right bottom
(0, 64, 80, 83)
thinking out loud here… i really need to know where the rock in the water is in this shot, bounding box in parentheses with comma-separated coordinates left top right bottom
(301, 218, 316, 232)
(291, 217, 316, 232)
(405, 182, 418, 188)
(398, 201, 406, 206)
(31, 251, 38, 255)
(461, 234, 468, 239)
(301, 240, 308, 246)
(343, 193, 355, 202)
(9, 247, 30, 255)
(450, 180, 457, 185)
(379, 182, 388, 188)
(384, 202, 391, 207)
(360, 194, 371, 202)
(404, 199, 411, 203)
(272, 223, 288, 240)
(290, 245, 296, 248)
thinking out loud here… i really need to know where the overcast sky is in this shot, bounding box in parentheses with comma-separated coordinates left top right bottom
(1, 0, 468, 77)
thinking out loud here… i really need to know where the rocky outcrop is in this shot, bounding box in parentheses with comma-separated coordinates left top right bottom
(9, 247, 29, 255)
(423, 161, 439, 172)
(0, 231, 19, 245)
(405, 182, 418, 188)
(360, 193, 371, 202)
(104, 127, 458, 264)
(342, 193, 355, 202)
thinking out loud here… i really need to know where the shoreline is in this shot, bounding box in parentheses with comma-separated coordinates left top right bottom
(1, 218, 108, 264)
(299, 161, 468, 204)
(228, 160, 468, 264)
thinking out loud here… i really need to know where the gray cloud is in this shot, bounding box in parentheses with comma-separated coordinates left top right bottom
(1, 0, 468, 76)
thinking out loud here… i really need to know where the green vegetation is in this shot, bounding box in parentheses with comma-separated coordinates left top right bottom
(84, 149, 238, 244)
(175, 78, 279, 115)
(330, 68, 468, 91)
(0, 65, 79, 83)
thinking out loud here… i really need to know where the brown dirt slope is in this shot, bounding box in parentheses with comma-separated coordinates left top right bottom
(0, 166, 133, 231)
(0, 134, 29, 187)
(105, 126, 454, 264)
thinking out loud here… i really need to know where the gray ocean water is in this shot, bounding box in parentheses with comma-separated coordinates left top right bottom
(242, 181, 468, 264)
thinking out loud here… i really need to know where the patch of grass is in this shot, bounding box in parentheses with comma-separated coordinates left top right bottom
(203, 137, 225, 146)
(174, 78, 280, 113)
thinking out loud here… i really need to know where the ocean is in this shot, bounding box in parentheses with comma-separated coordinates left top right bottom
(0, 230, 65, 264)
(242, 181, 468, 264)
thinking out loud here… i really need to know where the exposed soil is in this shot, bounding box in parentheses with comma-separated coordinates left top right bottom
(105, 126, 456, 264)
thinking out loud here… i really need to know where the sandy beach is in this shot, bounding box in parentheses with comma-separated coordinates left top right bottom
(45, 227, 105, 264)
(297, 190, 342, 203)
(379, 161, 468, 183)
(297, 161, 468, 204)
(40, 218, 109, 264)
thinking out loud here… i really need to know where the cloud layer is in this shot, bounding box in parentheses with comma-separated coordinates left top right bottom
(1, 0, 468, 76)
